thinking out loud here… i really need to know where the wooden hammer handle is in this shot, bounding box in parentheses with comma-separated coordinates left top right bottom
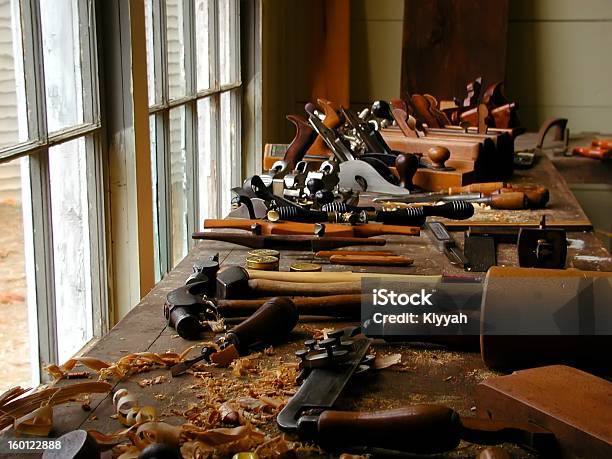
(246, 270, 441, 283)
(329, 254, 414, 266)
(217, 294, 363, 318)
(247, 279, 361, 296)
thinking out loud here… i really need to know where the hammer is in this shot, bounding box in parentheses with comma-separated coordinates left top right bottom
(216, 266, 363, 299)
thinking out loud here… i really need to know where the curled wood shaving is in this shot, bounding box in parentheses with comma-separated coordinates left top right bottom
(45, 357, 110, 380)
(254, 435, 296, 458)
(113, 389, 156, 427)
(373, 353, 402, 369)
(133, 421, 181, 449)
(45, 346, 196, 381)
(14, 405, 53, 436)
(0, 381, 111, 433)
(180, 424, 265, 459)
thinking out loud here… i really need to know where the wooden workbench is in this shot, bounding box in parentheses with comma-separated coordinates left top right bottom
(12, 156, 612, 458)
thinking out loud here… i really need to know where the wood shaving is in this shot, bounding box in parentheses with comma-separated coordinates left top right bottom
(45, 347, 196, 381)
(113, 389, 156, 427)
(138, 375, 169, 388)
(373, 353, 402, 369)
(0, 382, 111, 434)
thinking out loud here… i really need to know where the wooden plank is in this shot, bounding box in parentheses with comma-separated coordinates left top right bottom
(400, 0, 509, 100)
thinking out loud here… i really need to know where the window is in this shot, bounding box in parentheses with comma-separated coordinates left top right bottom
(146, 0, 242, 278)
(0, 0, 106, 388)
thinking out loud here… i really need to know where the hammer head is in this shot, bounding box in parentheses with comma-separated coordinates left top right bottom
(216, 265, 250, 299)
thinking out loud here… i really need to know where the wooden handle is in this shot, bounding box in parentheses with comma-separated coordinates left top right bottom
(427, 146, 451, 168)
(572, 146, 611, 160)
(488, 192, 528, 210)
(591, 138, 612, 148)
(284, 114, 317, 169)
(395, 153, 419, 189)
(218, 294, 363, 318)
(315, 250, 394, 258)
(500, 186, 549, 208)
(448, 182, 504, 194)
(391, 108, 418, 138)
(410, 94, 440, 128)
(204, 219, 257, 231)
(352, 224, 419, 237)
(314, 405, 460, 454)
(246, 270, 441, 283)
(329, 254, 414, 266)
(247, 279, 361, 296)
(230, 297, 298, 348)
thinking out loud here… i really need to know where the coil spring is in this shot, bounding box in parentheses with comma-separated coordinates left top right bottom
(321, 202, 375, 213)
(274, 206, 327, 223)
(321, 202, 349, 212)
(423, 201, 474, 219)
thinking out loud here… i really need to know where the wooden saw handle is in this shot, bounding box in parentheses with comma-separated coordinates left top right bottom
(312, 405, 461, 454)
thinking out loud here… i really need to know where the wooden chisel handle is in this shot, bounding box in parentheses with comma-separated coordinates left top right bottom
(500, 186, 549, 208)
(312, 405, 460, 454)
(329, 254, 414, 266)
(217, 294, 363, 318)
(447, 182, 505, 194)
(315, 250, 394, 258)
(487, 192, 528, 210)
(247, 279, 361, 296)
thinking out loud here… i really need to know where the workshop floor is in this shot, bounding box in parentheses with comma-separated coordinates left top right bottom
(0, 201, 31, 393)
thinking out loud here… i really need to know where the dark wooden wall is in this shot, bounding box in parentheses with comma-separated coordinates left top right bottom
(400, 0, 509, 100)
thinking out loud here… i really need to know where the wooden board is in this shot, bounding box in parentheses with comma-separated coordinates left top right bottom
(401, 0, 509, 100)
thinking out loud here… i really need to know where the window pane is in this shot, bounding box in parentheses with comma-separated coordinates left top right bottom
(218, 0, 239, 86)
(145, 0, 157, 106)
(196, 0, 211, 91)
(219, 90, 239, 217)
(0, 0, 29, 148)
(197, 97, 217, 222)
(149, 115, 161, 281)
(49, 137, 92, 362)
(169, 106, 188, 267)
(0, 158, 35, 391)
(40, 0, 85, 133)
(166, 0, 186, 100)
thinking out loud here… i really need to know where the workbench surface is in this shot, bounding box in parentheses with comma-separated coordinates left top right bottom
(22, 157, 612, 458)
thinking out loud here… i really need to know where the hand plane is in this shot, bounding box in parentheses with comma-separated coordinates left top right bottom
(277, 328, 557, 455)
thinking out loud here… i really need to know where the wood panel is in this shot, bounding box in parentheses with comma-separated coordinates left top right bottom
(509, 0, 612, 21)
(400, 0, 509, 100)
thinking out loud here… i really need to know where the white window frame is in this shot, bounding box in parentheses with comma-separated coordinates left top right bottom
(0, 0, 108, 382)
(147, 0, 242, 277)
